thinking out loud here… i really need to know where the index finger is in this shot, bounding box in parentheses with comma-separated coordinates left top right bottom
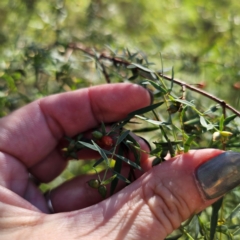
(0, 83, 151, 167)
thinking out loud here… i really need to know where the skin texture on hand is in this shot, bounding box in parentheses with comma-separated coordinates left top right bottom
(0, 83, 223, 239)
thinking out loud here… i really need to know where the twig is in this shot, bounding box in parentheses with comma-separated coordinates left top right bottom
(159, 75, 238, 116)
(99, 62, 111, 83)
(67, 43, 240, 117)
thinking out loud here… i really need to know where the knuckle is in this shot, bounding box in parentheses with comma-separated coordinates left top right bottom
(142, 178, 190, 234)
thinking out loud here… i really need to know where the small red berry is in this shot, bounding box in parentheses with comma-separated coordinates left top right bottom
(192, 82, 206, 89)
(101, 135, 113, 147)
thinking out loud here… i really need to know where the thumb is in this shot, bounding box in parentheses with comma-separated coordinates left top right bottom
(51, 149, 240, 239)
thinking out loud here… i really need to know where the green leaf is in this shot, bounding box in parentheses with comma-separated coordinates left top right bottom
(104, 149, 142, 170)
(100, 122, 107, 135)
(199, 116, 208, 128)
(132, 126, 159, 133)
(91, 141, 110, 166)
(78, 141, 110, 166)
(210, 198, 223, 240)
(110, 121, 128, 132)
(110, 145, 124, 195)
(184, 135, 196, 153)
(92, 157, 105, 168)
(184, 117, 199, 125)
(153, 91, 167, 98)
(219, 114, 224, 131)
(113, 153, 141, 170)
(81, 142, 142, 171)
(197, 214, 209, 237)
(127, 63, 154, 73)
(200, 116, 215, 130)
(116, 130, 130, 146)
(226, 203, 240, 222)
(78, 141, 98, 151)
(112, 170, 131, 184)
(150, 146, 162, 155)
(127, 49, 139, 60)
(127, 101, 164, 118)
(135, 115, 165, 125)
(125, 133, 141, 166)
(152, 157, 162, 166)
(154, 141, 182, 147)
(164, 233, 183, 240)
(224, 114, 237, 126)
(174, 98, 195, 107)
(127, 65, 136, 69)
(204, 104, 221, 114)
(128, 74, 139, 81)
(142, 80, 168, 94)
(101, 174, 117, 185)
(76, 134, 83, 141)
(139, 70, 157, 80)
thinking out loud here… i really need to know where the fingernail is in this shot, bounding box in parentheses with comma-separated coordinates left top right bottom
(139, 85, 154, 105)
(146, 89, 154, 105)
(139, 137, 152, 151)
(196, 151, 240, 199)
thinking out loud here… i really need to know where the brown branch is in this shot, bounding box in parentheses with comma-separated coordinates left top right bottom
(68, 42, 130, 67)
(67, 43, 240, 117)
(99, 62, 111, 83)
(160, 74, 240, 116)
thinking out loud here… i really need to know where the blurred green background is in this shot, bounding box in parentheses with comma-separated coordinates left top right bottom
(1, 0, 240, 115)
(2, 0, 240, 239)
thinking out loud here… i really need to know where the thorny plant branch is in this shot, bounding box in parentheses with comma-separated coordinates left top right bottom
(58, 43, 240, 239)
(67, 42, 240, 118)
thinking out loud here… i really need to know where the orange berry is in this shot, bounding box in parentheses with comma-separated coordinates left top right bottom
(196, 82, 206, 89)
(233, 82, 240, 89)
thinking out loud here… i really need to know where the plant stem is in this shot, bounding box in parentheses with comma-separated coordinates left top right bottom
(68, 43, 240, 117)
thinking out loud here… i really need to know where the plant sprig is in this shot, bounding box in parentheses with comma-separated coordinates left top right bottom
(63, 45, 240, 239)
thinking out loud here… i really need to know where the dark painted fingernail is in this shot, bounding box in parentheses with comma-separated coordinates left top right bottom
(196, 151, 240, 199)
(140, 137, 152, 151)
(143, 88, 154, 105)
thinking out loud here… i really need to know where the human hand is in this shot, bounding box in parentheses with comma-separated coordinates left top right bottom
(0, 83, 239, 239)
